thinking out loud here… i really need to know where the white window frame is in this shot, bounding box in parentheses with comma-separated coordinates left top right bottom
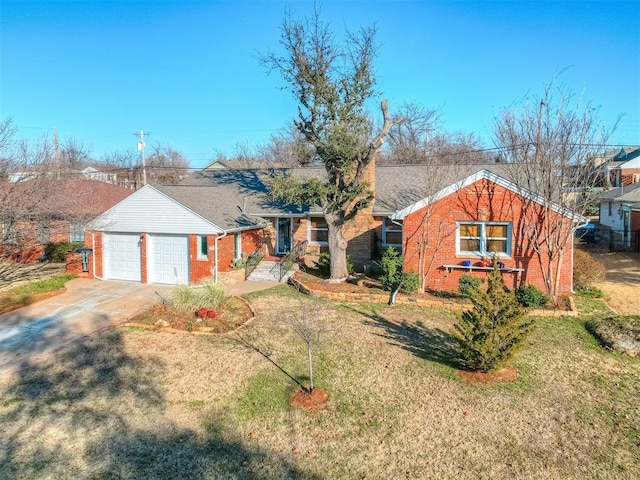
(37, 222, 49, 245)
(456, 221, 511, 257)
(307, 216, 328, 245)
(382, 218, 403, 247)
(197, 235, 208, 259)
(70, 223, 85, 243)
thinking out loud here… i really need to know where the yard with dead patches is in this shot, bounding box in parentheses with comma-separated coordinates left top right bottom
(1, 285, 638, 479)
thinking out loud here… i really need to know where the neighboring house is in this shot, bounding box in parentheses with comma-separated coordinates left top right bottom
(80, 166, 119, 185)
(599, 183, 640, 250)
(1, 180, 133, 262)
(604, 147, 640, 187)
(202, 160, 230, 171)
(85, 164, 578, 294)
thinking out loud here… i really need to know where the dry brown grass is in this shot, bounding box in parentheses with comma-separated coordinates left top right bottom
(0, 286, 638, 479)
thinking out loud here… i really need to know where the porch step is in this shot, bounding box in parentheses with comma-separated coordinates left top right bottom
(246, 260, 298, 283)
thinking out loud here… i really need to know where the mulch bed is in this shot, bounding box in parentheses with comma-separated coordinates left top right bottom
(127, 296, 254, 334)
(290, 387, 329, 411)
(457, 366, 519, 384)
(297, 271, 468, 304)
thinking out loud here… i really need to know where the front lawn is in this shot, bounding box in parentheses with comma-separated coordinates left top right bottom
(0, 286, 638, 479)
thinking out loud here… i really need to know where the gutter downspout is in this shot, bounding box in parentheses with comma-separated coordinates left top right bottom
(214, 231, 228, 284)
(91, 232, 105, 280)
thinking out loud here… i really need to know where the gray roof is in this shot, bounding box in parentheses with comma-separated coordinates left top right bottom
(164, 164, 516, 230)
(600, 182, 640, 203)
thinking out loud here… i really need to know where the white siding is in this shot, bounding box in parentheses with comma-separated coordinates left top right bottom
(91, 186, 223, 235)
(599, 201, 625, 230)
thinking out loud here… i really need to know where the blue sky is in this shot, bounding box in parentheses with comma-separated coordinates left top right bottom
(1, 0, 638, 168)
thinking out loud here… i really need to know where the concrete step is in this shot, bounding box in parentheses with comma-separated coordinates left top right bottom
(247, 260, 298, 283)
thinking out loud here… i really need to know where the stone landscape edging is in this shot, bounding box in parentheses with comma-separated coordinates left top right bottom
(122, 294, 258, 336)
(289, 277, 578, 317)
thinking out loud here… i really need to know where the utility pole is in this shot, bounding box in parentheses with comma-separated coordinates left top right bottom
(134, 130, 150, 186)
(53, 126, 60, 180)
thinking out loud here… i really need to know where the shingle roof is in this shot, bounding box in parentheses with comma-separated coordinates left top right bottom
(600, 182, 640, 203)
(169, 164, 518, 229)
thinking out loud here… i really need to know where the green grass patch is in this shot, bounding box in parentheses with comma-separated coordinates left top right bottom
(0, 274, 75, 313)
(233, 369, 293, 420)
(573, 287, 611, 315)
(240, 283, 298, 301)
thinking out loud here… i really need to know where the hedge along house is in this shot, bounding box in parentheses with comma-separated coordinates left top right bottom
(85, 164, 581, 293)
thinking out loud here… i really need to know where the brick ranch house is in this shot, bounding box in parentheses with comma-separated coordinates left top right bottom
(83, 164, 580, 294)
(1, 180, 132, 262)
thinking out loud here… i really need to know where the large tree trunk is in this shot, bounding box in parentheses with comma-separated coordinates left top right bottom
(326, 216, 349, 280)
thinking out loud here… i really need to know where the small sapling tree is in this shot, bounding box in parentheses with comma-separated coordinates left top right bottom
(285, 290, 336, 394)
(453, 261, 534, 372)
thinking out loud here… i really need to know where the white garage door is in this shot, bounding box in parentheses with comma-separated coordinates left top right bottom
(148, 234, 189, 285)
(103, 233, 141, 282)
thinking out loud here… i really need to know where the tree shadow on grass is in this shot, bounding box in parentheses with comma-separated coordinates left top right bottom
(0, 322, 321, 479)
(352, 307, 465, 370)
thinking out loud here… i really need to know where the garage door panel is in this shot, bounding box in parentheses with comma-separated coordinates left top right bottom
(103, 233, 141, 282)
(149, 235, 188, 285)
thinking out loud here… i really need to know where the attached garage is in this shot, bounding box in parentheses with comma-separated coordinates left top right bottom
(148, 234, 189, 284)
(88, 185, 265, 285)
(103, 233, 141, 282)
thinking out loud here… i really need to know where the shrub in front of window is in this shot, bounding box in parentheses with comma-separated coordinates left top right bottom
(458, 273, 483, 298)
(454, 264, 534, 373)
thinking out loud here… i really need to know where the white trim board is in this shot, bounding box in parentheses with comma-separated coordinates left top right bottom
(390, 169, 587, 223)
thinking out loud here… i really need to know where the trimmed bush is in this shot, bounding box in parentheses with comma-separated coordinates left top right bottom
(454, 264, 534, 372)
(378, 247, 403, 291)
(44, 242, 84, 262)
(459, 274, 483, 298)
(573, 249, 606, 289)
(515, 284, 549, 308)
(401, 272, 421, 294)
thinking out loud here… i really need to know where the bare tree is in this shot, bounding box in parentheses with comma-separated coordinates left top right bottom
(262, 6, 402, 279)
(100, 149, 139, 187)
(145, 142, 191, 184)
(60, 136, 93, 170)
(258, 124, 316, 167)
(383, 101, 441, 164)
(495, 80, 613, 303)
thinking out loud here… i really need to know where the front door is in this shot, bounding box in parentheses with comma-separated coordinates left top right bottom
(276, 218, 292, 255)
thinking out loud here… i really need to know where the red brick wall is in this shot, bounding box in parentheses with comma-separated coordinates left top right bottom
(216, 234, 236, 273)
(190, 234, 214, 283)
(90, 231, 104, 279)
(242, 229, 262, 256)
(402, 179, 574, 294)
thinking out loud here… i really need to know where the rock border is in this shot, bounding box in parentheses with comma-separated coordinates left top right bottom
(289, 277, 577, 317)
(122, 294, 257, 336)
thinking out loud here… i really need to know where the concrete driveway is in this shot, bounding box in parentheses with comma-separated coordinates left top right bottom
(0, 278, 173, 376)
